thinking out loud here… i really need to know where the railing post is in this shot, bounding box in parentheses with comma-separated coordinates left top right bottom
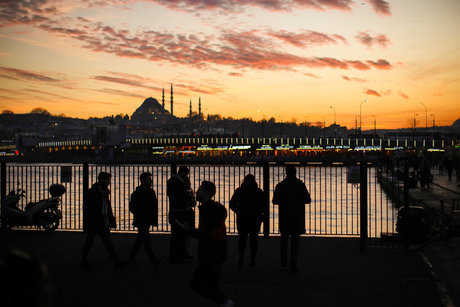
(360, 163, 368, 253)
(171, 162, 177, 176)
(263, 162, 270, 237)
(1, 162, 6, 229)
(82, 162, 89, 232)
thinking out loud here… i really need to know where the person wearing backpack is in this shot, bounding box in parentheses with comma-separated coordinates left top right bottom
(128, 172, 160, 270)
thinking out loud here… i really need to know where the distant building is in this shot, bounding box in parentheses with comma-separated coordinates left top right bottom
(131, 97, 171, 122)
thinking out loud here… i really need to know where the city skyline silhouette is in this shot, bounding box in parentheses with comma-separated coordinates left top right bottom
(0, 1, 459, 129)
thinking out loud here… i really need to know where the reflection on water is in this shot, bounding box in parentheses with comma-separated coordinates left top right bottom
(5, 164, 396, 237)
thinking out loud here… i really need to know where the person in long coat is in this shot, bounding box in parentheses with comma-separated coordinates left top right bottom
(272, 165, 311, 273)
(128, 172, 159, 269)
(81, 172, 122, 270)
(167, 166, 196, 263)
(230, 174, 265, 269)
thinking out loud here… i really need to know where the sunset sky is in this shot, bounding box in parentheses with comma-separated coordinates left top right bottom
(0, 0, 459, 129)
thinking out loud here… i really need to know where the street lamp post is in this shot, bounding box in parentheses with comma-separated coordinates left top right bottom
(360, 98, 367, 135)
(430, 113, 435, 135)
(419, 102, 428, 130)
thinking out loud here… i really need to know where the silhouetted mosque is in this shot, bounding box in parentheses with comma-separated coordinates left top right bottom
(131, 84, 203, 122)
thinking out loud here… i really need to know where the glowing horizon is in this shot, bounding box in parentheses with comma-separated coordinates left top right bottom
(0, 0, 459, 129)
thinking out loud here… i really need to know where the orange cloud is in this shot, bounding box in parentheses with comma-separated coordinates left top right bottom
(365, 89, 381, 97)
(342, 75, 366, 82)
(398, 91, 409, 99)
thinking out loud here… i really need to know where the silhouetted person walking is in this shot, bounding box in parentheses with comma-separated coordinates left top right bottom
(81, 172, 122, 270)
(273, 165, 311, 273)
(128, 172, 160, 270)
(230, 174, 265, 269)
(167, 166, 196, 263)
(190, 181, 234, 307)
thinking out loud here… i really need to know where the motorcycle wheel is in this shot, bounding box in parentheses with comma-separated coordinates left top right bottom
(41, 208, 61, 232)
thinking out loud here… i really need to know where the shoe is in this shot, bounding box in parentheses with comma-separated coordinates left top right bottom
(220, 298, 235, 307)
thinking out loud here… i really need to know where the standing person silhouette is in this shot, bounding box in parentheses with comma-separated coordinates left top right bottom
(128, 172, 160, 270)
(273, 165, 311, 273)
(167, 166, 196, 263)
(81, 172, 123, 270)
(190, 181, 234, 307)
(230, 174, 265, 270)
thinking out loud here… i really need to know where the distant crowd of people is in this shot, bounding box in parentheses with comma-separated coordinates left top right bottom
(383, 146, 460, 190)
(80, 165, 311, 307)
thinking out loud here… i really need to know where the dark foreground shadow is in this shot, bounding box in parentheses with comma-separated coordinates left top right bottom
(0, 231, 441, 307)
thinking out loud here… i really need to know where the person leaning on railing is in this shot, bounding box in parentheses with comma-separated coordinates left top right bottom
(230, 174, 265, 270)
(272, 165, 311, 273)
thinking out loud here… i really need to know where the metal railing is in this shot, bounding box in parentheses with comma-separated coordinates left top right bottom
(0, 162, 397, 239)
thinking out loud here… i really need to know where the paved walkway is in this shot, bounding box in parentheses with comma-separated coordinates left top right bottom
(1, 231, 441, 307)
(415, 173, 460, 307)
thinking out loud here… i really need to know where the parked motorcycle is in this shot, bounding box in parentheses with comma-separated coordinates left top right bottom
(2, 184, 66, 231)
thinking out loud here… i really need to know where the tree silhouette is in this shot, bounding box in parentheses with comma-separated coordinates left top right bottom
(30, 107, 51, 116)
(1, 110, 14, 114)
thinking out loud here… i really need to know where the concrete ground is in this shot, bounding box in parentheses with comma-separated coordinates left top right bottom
(0, 231, 441, 307)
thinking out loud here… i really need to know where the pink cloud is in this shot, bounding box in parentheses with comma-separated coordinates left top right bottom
(92, 75, 161, 90)
(366, 0, 391, 16)
(0, 4, 396, 73)
(346, 60, 371, 70)
(367, 59, 392, 70)
(0, 66, 60, 82)
(355, 32, 390, 48)
(94, 88, 145, 98)
(267, 30, 347, 48)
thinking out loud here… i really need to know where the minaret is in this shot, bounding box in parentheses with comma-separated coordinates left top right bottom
(198, 97, 202, 117)
(189, 99, 192, 118)
(162, 88, 165, 110)
(170, 83, 173, 117)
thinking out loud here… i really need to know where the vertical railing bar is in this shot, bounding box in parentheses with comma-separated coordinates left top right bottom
(0, 162, 6, 230)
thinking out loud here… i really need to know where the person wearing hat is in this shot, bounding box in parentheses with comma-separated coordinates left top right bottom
(167, 166, 196, 263)
(81, 171, 122, 270)
(128, 172, 160, 270)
